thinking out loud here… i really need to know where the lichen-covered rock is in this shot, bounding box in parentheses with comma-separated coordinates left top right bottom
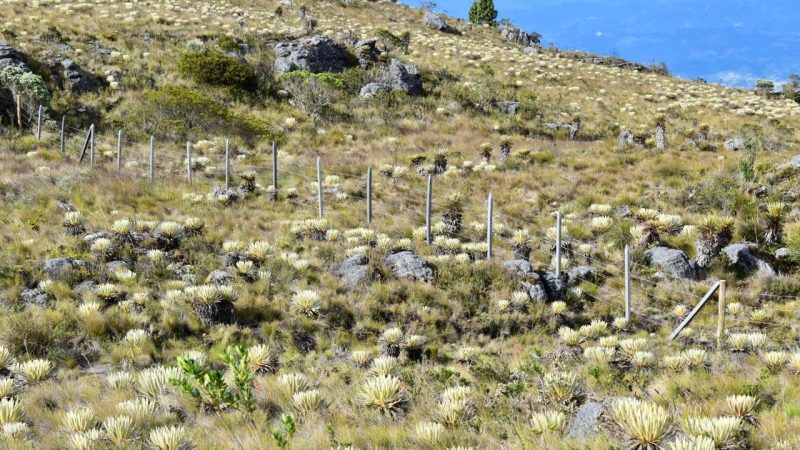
(493, 100, 520, 114)
(360, 59, 423, 98)
(383, 251, 433, 282)
(567, 266, 596, 286)
(353, 39, 381, 68)
(724, 138, 746, 151)
(423, 10, 457, 33)
(499, 24, 540, 47)
(540, 272, 567, 300)
(568, 401, 603, 439)
(332, 254, 373, 289)
(20, 288, 49, 306)
(273, 35, 351, 75)
(645, 247, 696, 280)
(206, 270, 234, 285)
(0, 41, 29, 71)
(43, 257, 90, 279)
(521, 277, 548, 302)
(503, 259, 533, 278)
(722, 243, 775, 277)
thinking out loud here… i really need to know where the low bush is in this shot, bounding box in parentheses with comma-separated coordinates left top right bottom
(177, 50, 258, 92)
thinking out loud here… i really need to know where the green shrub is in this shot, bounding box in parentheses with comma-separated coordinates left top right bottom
(177, 50, 257, 92)
(468, 0, 497, 26)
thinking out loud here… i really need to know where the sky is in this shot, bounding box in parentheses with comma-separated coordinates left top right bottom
(401, 0, 800, 88)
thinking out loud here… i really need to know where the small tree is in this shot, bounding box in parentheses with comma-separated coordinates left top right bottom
(468, 0, 497, 26)
(754, 79, 774, 96)
(0, 66, 50, 127)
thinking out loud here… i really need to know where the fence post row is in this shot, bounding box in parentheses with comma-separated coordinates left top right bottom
(148, 136, 155, 182)
(116, 130, 122, 170)
(486, 192, 493, 260)
(366, 166, 372, 226)
(425, 174, 432, 245)
(624, 244, 631, 324)
(186, 142, 193, 184)
(555, 211, 562, 277)
(316, 156, 324, 218)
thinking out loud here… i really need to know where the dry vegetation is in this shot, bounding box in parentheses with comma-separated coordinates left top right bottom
(1, 0, 800, 448)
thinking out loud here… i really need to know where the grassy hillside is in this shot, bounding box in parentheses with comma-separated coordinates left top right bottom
(1, 0, 800, 448)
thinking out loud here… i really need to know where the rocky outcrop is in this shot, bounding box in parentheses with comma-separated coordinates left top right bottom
(360, 59, 423, 98)
(332, 254, 373, 289)
(499, 24, 540, 48)
(645, 247, 696, 280)
(722, 243, 775, 277)
(545, 120, 581, 140)
(43, 257, 90, 280)
(503, 260, 566, 301)
(0, 42, 29, 71)
(353, 39, 381, 68)
(493, 100, 520, 114)
(61, 59, 101, 94)
(423, 10, 459, 34)
(273, 35, 352, 75)
(384, 251, 433, 282)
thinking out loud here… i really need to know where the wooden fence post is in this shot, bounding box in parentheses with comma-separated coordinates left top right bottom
(717, 280, 727, 346)
(486, 192, 493, 259)
(316, 156, 324, 218)
(36, 105, 42, 140)
(668, 281, 722, 340)
(186, 142, 193, 184)
(16, 94, 21, 128)
(224, 138, 231, 189)
(366, 166, 372, 225)
(555, 211, 562, 277)
(624, 244, 631, 324)
(59, 116, 65, 153)
(271, 141, 278, 189)
(116, 130, 122, 170)
(148, 136, 155, 182)
(425, 174, 432, 245)
(89, 124, 95, 165)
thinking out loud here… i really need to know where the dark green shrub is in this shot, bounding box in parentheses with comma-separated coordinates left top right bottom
(177, 50, 258, 92)
(468, 0, 497, 25)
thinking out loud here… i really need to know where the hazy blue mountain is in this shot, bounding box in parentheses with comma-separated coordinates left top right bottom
(403, 0, 800, 87)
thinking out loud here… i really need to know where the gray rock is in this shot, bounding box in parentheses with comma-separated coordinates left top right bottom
(724, 138, 746, 151)
(0, 41, 30, 72)
(83, 231, 111, 243)
(360, 59, 423, 98)
(423, 10, 456, 33)
(383, 251, 433, 282)
(645, 247, 696, 280)
(521, 278, 548, 302)
(74, 280, 96, 294)
(206, 270, 233, 285)
(567, 266, 596, 286)
(503, 259, 533, 278)
(43, 257, 90, 279)
(61, 59, 100, 94)
(105, 261, 128, 273)
(273, 35, 351, 75)
(545, 120, 581, 140)
(541, 272, 567, 300)
(493, 101, 521, 114)
(784, 154, 800, 169)
(568, 401, 603, 439)
(722, 243, 775, 277)
(617, 128, 635, 148)
(353, 38, 381, 68)
(359, 82, 393, 98)
(775, 248, 791, 260)
(333, 254, 373, 289)
(499, 24, 540, 47)
(20, 288, 49, 306)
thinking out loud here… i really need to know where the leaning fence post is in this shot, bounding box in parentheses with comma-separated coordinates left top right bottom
(271, 141, 278, 189)
(148, 136, 155, 182)
(717, 280, 727, 346)
(316, 156, 324, 217)
(186, 142, 193, 184)
(668, 280, 721, 340)
(425, 174, 433, 244)
(366, 166, 373, 225)
(89, 124, 95, 165)
(555, 211, 562, 276)
(116, 130, 122, 170)
(486, 192, 493, 260)
(59, 116, 65, 153)
(36, 105, 42, 140)
(624, 244, 631, 323)
(224, 138, 231, 189)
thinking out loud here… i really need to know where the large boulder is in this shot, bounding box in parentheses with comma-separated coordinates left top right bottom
(353, 39, 381, 68)
(43, 257, 90, 280)
(499, 24, 540, 47)
(273, 35, 352, 75)
(383, 251, 433, 282)
(0, 41, 29, 71)
(645, 247, 696, 280)
(722, 243, 775, 277)
(423, 10, 458, 34)
(360, 59, 423, 98)
(61, 59, 101, 94)
(332, 254, 373, 289)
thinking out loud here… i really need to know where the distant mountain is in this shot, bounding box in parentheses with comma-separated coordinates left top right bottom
(405, 0, 800, 87)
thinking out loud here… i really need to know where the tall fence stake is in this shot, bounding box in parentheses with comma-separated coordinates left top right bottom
(116, 130, 122, 170)
(78, 126, 92, 162)
(148, 136, 155, 182)
(717, 280, 727, 346)
(224, 139, 231, 189)
(486, 192, 493, 259)
(366, 166, 373, 225)
(186, 142, 193, 184)
(668, 281, 722, 340)
(36, 105, 42, 140)
(316, 156, 324, 217)
(555, 211, 562, 276)
(89, 124, 95, 165)
(425, 174, 433, 244)
(59, 116, 65, 153)
(624, 244, 631, 323)
(271, 141, 278, 189)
